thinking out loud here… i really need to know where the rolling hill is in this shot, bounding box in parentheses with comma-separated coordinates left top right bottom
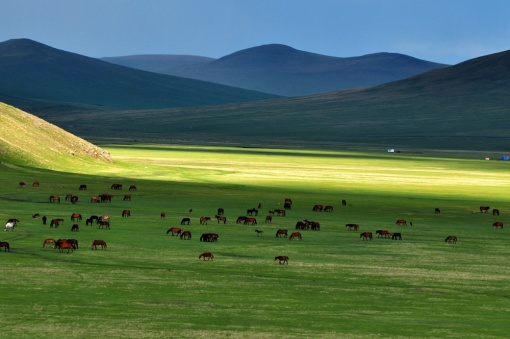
(0, 39, 278, 115)
(102, 44, 448, 96)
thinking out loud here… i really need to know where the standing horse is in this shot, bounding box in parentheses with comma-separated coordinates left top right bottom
(58, 240, 74, 253)
(180, 231, 192, 240)
(79, 184, 87, 190)
(265, 215, 272, 223)
(123, 195, 131, 201)
(166, 227, 182, 236)
(391, 233, 402, 240)
(217, 208, 224, 215)
(289, 232, 302, 240)
(312, 204, 324, 212)
(435, 208, 441, 214)
(122, 209, 131, 217)
(49, 195, 60, 203)
(244, 218, 257, 225)
(199, 252, 214, 261)
(71, 224, 79, 232)
(345, 223, 359, 231)
(160, 212, 166, 219)
(395, 219, 407, 226)
(91, 240, 107, 250)
(247, 208, 258, 216)
(492, 221, 504, 229)
(0, 241, 10, 251)
(255, 230, 264, 236)
(360, 232, 373, 241)
(19, 182, 26, 188)
(275, 229, 288, 238)
(129, 185, 137, 191)
(32, 181, 40, 187)
(50, 219, 64, 228)
(376, 230, 390, 238)
(43, 238, 56, 248)
(215, 215, 227, 224)
(493, 209, 500, 216)
(275, 256, 289, 265)
(181, 218, 190, 225)
(200, 217, 211, 225)
(480, 206, 490, 213)
(445, 235, 457, 244)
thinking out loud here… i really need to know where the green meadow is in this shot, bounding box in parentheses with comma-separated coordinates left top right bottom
(1, 145, 510, 338)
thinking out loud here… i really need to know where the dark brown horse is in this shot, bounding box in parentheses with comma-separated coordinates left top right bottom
(71, 224, 79, 232)
(50, 218, 64, 228)
(312, 204, 324, 212)
(167, 227, 182, 236)
(310, 221, 320, 231)
(215, 215, 227, 224)
(265, 215, 272, 223)
(160, 212, 166, 219)
(19, 182, 26, 188)
(181, 218, 190, 225)
(274, 209, 286, 216)
(200, 233, 219, 242)
(200, 217, 211, 225)
(492, 221, 504, 229)
(111, 183, 123, 190)
(199, 252, 214, 261)
(122, 209, 131, 217)
(91, 240, 107, 250)
(49, 195, 60, 203)
(236, 216, 247, 224)
(244, 217, 257, 225)
(43, 238, 56, 248)
(275, 229, 288, 238)
(345, 223, 359, 231)
(391, 232, 402, 240)
(98, 221, 110, 230)
(360, 232, 373, 241)
(445, 235, 457, 244)
(247, 208, 258, 216)
(180, 231, 192, 240)
(123, 195, 131, 201)
(493, 209, 500, 216)
(342, 199, 347, 206)
(395, 219, 407, 226)
(70, 213, 82, 221)
(480, 206, 490, 213)
(324, 205, 333, 212)
(376, 230, 390, 238)
(67, 239, 79, 250)
(129, 185, 137, 191)
(0, 241, 10, 252)
(289, 232, 302, 240)
(275, 255, 289, 265)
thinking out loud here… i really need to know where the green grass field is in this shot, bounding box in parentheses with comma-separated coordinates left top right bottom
(1, 145, 510, 338)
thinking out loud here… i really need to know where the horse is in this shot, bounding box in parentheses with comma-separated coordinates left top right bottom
(160, 212, 166, 219)
(296, 221, 306, 230)
(236, 216, 247, 224)
(0, 241, 10, 251)
(19, 181, 26, 188)
(32, 213, 40, 219)
(275, 256, 289, 265)
(111, 183, 122, 190)
(215, 215, 227, 224)
(284, 202, 292, 210)
(376, 230, 390, 238)
(32, 181, 40, 187)
(265, 215, 272, 223)
(129, 185, 137, 191)
(310, 221, 320, 231)
(67, 239, 79, 250)
(480, 206, 490, 213)
(100, 194, 112, 203)
(50, 219, 64, 228)
(91, 240, 107, 250)
(391, 232, 402, 240)
(255, 230, 264, 236)
(98, 221, 110, 230)
(71, 224, 79, 232)
(492, 221, 504, 229)
(217, 208, 224, 216)
(345, 223, 359, 231)
(42, 238, 56, 248)
(181, 218, 190, 225)
(435, 208, 441, 214)
(70, 213, 82, 222)
(289, 232, 302, 240)
(91, 196, 101, 203)
(49, 195, 60, 203)
(58, 240, 74, 253)
(312, 204, 324, 212)
(180, 231, 192, 240)
(166, 227, 182, 236)
(7, 218, 20, 226)
(360, 232, 373, 241)
(79, 184, 87, 190)
(247, 208, 258, 216)
(200, 217, 211, 225)
(493, 209, 500, 216)
(70, 196, 78, 204)
(445, 235, 457, 244)
(123, 195, 131, 201)
(324, 205, 333, 212)
(395, 219, 407, 226)
(244, 218, 257, 225)
(274, 209, 286, 217)
(199, 252, 214, 261)
(275, 229, 288, 238)
(200, 233, 219, 242)
(89, 215, 99, 224)
(122, 209, 131, 217)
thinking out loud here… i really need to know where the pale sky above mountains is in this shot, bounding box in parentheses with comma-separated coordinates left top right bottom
(1, 0, 508, 65)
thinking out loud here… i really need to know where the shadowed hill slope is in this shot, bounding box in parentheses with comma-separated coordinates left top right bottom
(102, 44, 448, 96)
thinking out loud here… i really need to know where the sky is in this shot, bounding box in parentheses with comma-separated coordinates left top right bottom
(0, 0, 509, 65)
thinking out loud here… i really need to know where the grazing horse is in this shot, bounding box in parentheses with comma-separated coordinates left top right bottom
(32, 213, 40, 219)
(67, 239, 79, 250)
(122, 209, 131, 217)
(435, 208, 441, 214)
(391, 232, 402, 240)
(284, 198, 292, 210)
(265, 215, 272, 223)
(70, 213, 82, 221)
(49, 195, 60, 203)
(360, 232, 373, 241)
(200, 217, 211, 225)
(493, 209, 500, 216)
(275, 255, 289, 265)
(71, 224, 79, 232)
(91, 196, 101, 203)
(493, 221, 504, 229)
(345, 223, 359, 231)
(236, 216, 247, 224)
(180, 231, 192, 240)
(395, 219, 407, 226)
(215, 215, 227, 224)
(98, 221, 110, 230)
(19, 181, 26, 188)
(58, 240, 74, 253)
(160, 212, 166, 219)
(480, 206, 490, 213)
(50, 219, 64, 228)
(342, 199, 347, 206)
(43, 238, 56, 248)
(244, 217, 257, 225)
(274, 209, 286, 217)
(255, 230, 264, 236)
(166, 227, 182, 236)
(111, 183, 123, 190)
(7, 218, 20, 226)
(247, 208, 258, 216)
(312, 204, 324, 212)
(217, 208, 224, 216)
(0, 241, 10, 251)
(275, 229, 288, 238)
(445, 235, 457, 244)
(100, 194, 112, 203)
(123, 195, 131, 201)
(376, 230, 391, 238)
(310, 221, 320, 231)
(32, 181, 40, 187)
(181, 218, 190, 225)
(70, 196, 78, 204)
(199, 252, 214, 261)
(289, 232, 302, 240)
(129, 185, 137, 191)
(79, 184, 87, 190)
(200, 233, 219, 242)
(91, 240, 107, 250)
(324, 205, 333, 212)
(85, 218, 93, 226)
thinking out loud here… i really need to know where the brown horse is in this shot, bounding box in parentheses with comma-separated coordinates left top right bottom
(289, 232, 302, 240)
(236, 216, 247, 223)
(181, 218, 190, 225)
(244, 217, 257, 225)
(91, 240, 107, 250)
(395, 219, 407, 226)
(70, 213, 82, 221)
(122, 209, 131, 217)
(32, 181, 40, 187)
(91, 196, 101, 203)
(199, 252, 214, 261)
(98, 221, 110, 230)
(49, 195, 60, 203)
(360, 232, 373, 241)
(391, 232, 402, 240)
(274, 209, 286, 216)
(67, 239, 79, 250)
(180, 231, 192, 240)
(276, 229, 288, 238)
(376, 230, 390, 238)
(255, 230, 264, 236)
(129, 185, 137, 191)
(160, 212, 166, 219)
(493, 209, 500, 216)
(167, 227, 182, 236)
(493, 221, 504, 229)
(480, 206, 490, 213)
(32, 213, 40, 219)
(0, 241, 10, 252)
(275, 255, 289, 265)
(215, 215, 227, 224)
(123, 195, 131, 201)
(111, 183, 123, 190)
(345, 223, 359, 231)
(58, 240, 74, 253)
(265, 215, 272, 223)
(324, 205, 333, 212)
(200, 217, 211, 225)
(42, 238, 55, 248)
(19, 182, 26, 188)
(312, 204, 324, 212)
(70, 196, 78, 204)
(445, 235, 457, 244)
(310, 221, 320, 231)
(50, 218, 64, 228)
(200, 233, 219, 242)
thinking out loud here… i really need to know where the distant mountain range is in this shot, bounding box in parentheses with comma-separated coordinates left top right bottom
(102, 44, 448, 96)
(0, 39, 277, 114)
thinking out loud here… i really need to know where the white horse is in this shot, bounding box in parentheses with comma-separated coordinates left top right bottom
(4, 222, 14, 231)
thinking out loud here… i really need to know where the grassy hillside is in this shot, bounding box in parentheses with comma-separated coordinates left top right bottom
(0, 102, 112, 171)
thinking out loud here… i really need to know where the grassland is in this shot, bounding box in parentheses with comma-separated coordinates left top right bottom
(1, 145, 510, 338)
